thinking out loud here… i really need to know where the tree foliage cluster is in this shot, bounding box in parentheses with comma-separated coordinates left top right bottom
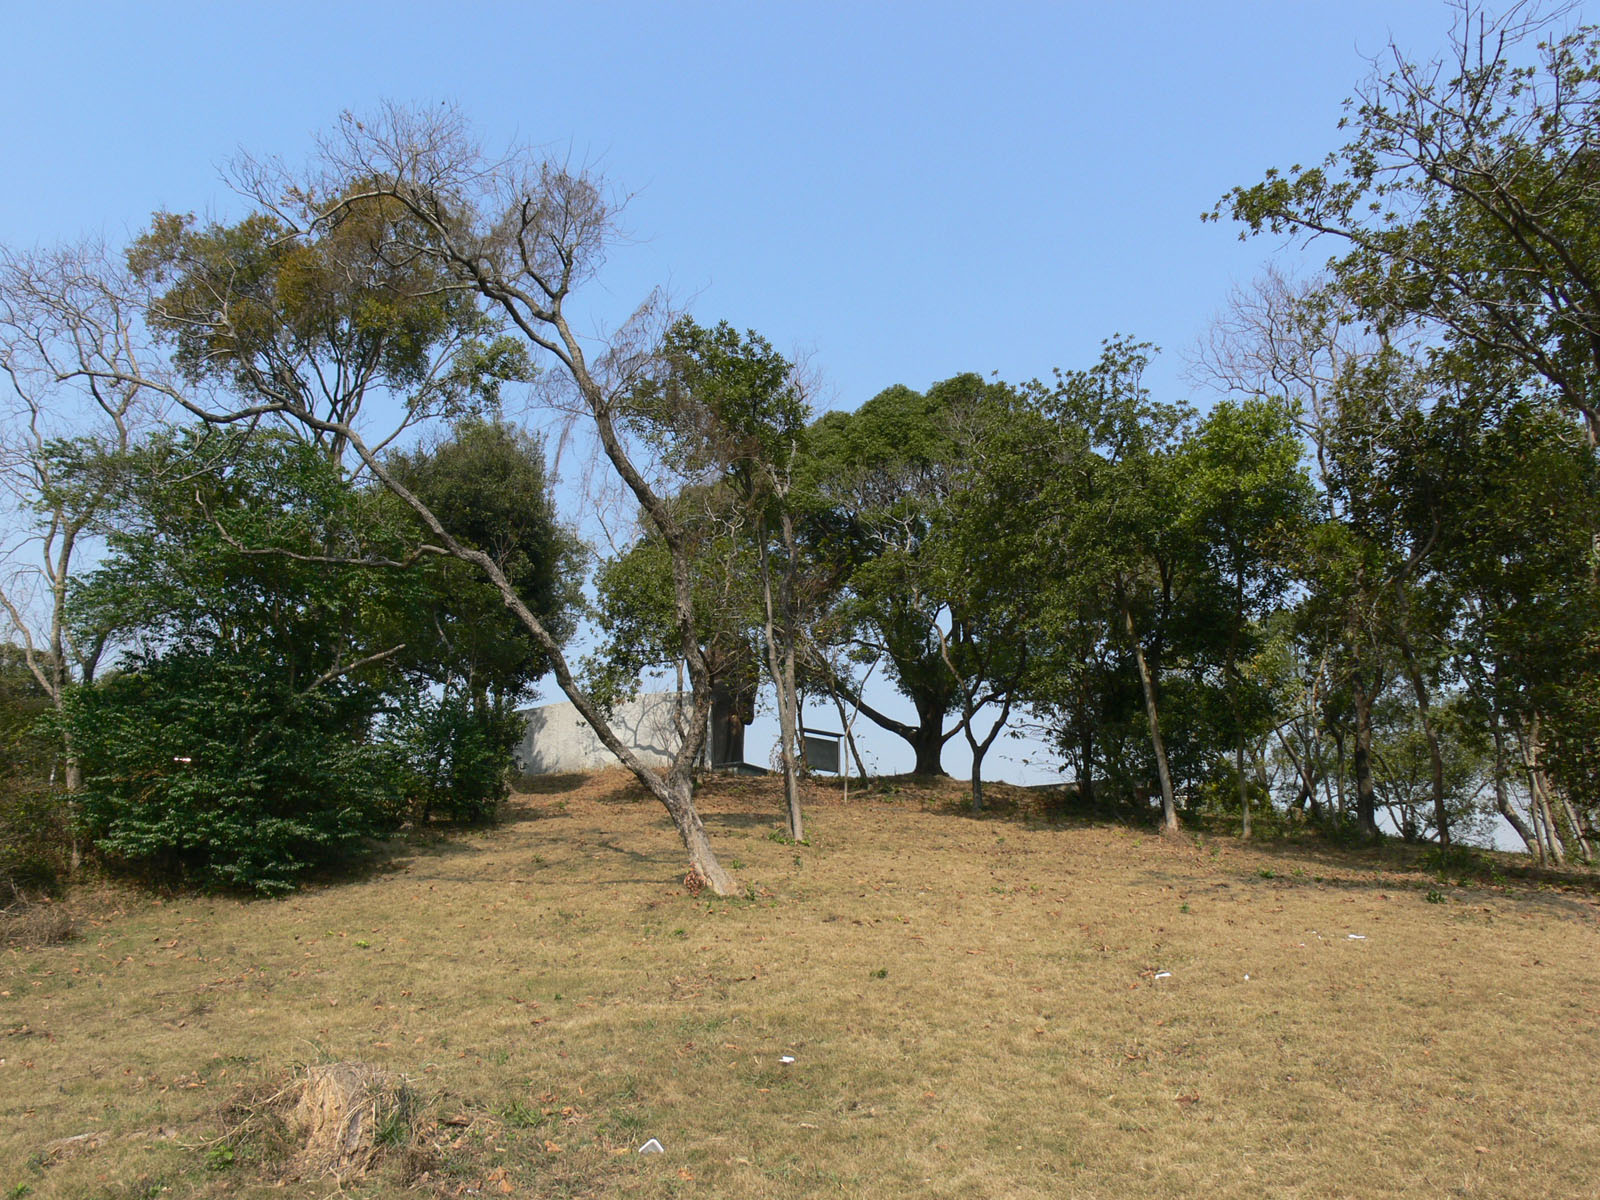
(4, 8, 1600, 897)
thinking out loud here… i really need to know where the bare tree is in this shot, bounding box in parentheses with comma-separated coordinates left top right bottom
(1217, 3, 1600, 444)
(0, 244, 169, 862)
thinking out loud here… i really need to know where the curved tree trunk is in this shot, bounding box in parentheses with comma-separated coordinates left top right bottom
(825, 678, 869, 785)
(663, 777, 739, 896)
(829, 672, 951, 776)
(1490, 725, 1539, 855)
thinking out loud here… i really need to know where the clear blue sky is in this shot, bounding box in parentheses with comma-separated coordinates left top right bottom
(2, 1, 1568, 788)
(4, 1, 1497, 408)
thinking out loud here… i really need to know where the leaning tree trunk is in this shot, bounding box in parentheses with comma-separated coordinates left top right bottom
(1490, 725, 1540, 856)
(1558, 790, 1593, 865)
(827, 683, 868, 787)
(1276, 727, 1319, 823)
(834, 676, 949, 777)
(1120, 593, 1178, 835)
(1520, 715, 1566, 865)
(662, 775, 739, 895)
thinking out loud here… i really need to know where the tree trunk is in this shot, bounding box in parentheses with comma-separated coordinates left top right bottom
(757, 522, 803, 841)
(1332, 728, 1347, 818)
(963, 697, 1012, 815)
(62, 742, 84, 873)
(833, 675, 949, 776)
(1078, 722, 1095, 807)
(827, 683, 868, 787)
(1351, 677, 1380, 840)
(1299, 724, 1322, 822)
(1558, 790, 1593, 865)
(779, 514, 806, 841)
(663, 777, 739, 896)
(1398, 646, 1449, 846)
(1237, 738, 1251, 840)
(1275, 727, 1318, 824)
(1121, 593, 1178, 835)
(911, 714, 948, 777)
(1528, 789, 1549, 865)
(1536, 784, 1565, 864)
(1490, 724, 1539, 855)
(1519, 715, 1566, 865)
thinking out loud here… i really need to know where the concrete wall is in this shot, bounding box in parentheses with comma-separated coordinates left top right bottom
(513, 691, 698, 777)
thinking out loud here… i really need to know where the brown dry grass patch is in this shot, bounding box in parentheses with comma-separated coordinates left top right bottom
(3, 769, 1598, 1198)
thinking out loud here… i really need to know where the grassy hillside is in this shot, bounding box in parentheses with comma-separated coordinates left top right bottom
(4, 771, 1598, 1198)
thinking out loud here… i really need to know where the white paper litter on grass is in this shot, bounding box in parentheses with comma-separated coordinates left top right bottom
(1347, 934, 1367, 940)
(1153, 971, 1172, 980)
(638, 1138, 664, 1154)
(779, 1055, 796, 1064)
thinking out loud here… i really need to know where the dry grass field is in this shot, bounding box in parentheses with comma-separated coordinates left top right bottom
(4, 770, 1598, 1199)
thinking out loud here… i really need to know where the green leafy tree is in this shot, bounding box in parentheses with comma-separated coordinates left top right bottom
(586, 503, 764, 766)
(388, 417, 583, 704)
(65, 428, 415, 891)
(387, 690, 527, 824)
(0, 644, 67, 894)
(0, 245, 159, 863)
(1175, 397, 1317, 836)
(929, 380, 1043, 809)
(68, 647, 402, 893)
(87, 110, 749, 892)
(128, 203, 525, 460)
(381, 418, 583, 823)
(1413, 385, 1600, 859)
(1034, 338, 1194, 834)
(805, 375, 1009, 777)
(630, 319, 815, 838)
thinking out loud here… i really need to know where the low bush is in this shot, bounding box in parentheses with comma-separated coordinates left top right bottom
(0, 653, 70, 896)
(0, 782, 70, 898)
(67, 648, 404, 895)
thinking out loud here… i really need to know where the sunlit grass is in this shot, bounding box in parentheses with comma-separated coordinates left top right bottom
(4, 769, 1597, 1198)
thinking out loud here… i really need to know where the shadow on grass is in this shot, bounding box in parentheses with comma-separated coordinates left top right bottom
(1109, 833, 1600, 921)
(906, 777, 1600, 916)
(512, 772, 594, 795)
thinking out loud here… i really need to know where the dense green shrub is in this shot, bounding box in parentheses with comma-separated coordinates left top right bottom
(0, 782, 69, 897)
(0, 650, 69, 896)
(68, 649, 404, 894)
(389, 692, 521, 824)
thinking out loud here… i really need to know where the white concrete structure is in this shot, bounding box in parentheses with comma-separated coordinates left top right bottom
(513, 691, 696, 777)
